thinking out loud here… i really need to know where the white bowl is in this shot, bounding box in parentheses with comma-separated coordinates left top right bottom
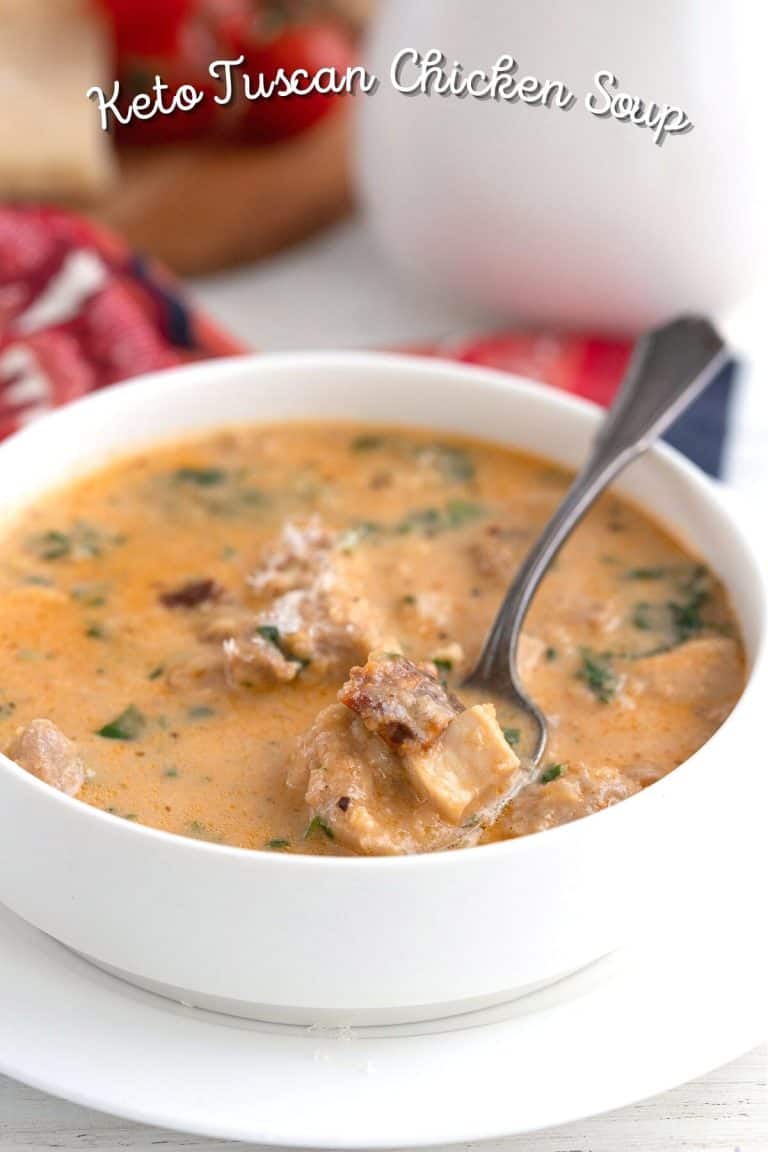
(0, 352, 764, 1026)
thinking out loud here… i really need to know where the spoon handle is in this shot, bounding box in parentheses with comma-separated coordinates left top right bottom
(470, 315, 730, 688)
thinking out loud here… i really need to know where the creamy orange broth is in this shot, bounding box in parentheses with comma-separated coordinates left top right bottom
(0, 422, 745, 854)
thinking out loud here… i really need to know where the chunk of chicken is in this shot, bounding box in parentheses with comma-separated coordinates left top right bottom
(287, 703, 465, 855)
(497, 761, 640, 839)
(223, 633, 302, 688)
(248, 517, 335, 596)
(518, 633, 546, 680)
(627, 635, 742, 722)
(406, 703, 524, 825)
(258, 568, 394, 677)
(340, 653, 462, 752)
(7, 719, 85, 797)
(289, 654, 521, 854)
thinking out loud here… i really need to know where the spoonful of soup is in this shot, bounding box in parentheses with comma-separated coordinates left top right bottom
(462, 314, 729, 780)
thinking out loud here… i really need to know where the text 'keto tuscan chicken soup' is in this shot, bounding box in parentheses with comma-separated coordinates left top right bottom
(0, 422, 744, 855)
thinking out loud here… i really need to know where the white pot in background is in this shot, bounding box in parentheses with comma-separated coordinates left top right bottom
(358, 1, 765, 331)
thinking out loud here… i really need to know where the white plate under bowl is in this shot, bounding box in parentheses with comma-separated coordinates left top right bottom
(0, 856, 765, 1149)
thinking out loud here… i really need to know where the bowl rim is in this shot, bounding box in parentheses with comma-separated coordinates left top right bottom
(0, 348, 764, 872)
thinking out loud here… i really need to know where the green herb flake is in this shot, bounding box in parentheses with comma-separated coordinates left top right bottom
(173, 466, 227, 487)
(545, 646, 557, 662)
(540, 763, 564, 784)
(397, 500, 485, 536)
(627, 566, 711, 649)
(577, 650, 618, 703)
(338, 521, 381, 552)
(71, 583, 108, 606)
(432, 657, 453, 674)
(401, 594, 417, 605)
(34, 530, 71, 560)
(163, 767, 179, 778)
(351, 434, 385, 452)
(256, 624, 281, 648)
(447, 499, 485, 528)
(669, 594, 707, 642)
(303, 815, 334, 841)
(423, 443, 476, 483)
(85, 623, 107, 639)
(29, 522, 123, 563)
(188, 705, 215, 720)
(502, 727, 521, 747)
(96, 704, 146, 741)
(265, 838, 291, 851)
(624, 566, 668, 580)
(148, 664, 165, 681)
(186, 822, 223, 843)
(632, 602, 655, 631)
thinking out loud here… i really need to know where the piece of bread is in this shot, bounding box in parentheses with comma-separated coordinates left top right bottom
(324, 0, 376, 35)
(91, 106, 353, 276)
(0, 0, 114, 200)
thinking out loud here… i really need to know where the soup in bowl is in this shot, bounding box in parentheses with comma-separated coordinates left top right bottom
(0, 353, 763, 1024)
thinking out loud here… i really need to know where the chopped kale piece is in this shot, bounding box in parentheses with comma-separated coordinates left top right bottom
(422, 443, 476, 483)
(96, 705, 146, 741)
(351, 434, 385, 452)
(173, 466, 227, 487)
(256, 624, 281, 648)
(304, 815, 334, 841)
(577, 650, 618, 703)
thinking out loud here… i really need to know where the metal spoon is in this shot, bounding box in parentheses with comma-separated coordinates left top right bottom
(462, 315, 729, 786)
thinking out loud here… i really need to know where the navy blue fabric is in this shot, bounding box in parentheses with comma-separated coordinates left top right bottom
(128, 255, 195, 349)
(663, 358, 738, 479)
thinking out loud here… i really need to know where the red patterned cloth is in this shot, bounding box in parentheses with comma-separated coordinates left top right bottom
(0, 205, 733, 476)
(0, 206, 241, 440)
(404, 332, 633, 409)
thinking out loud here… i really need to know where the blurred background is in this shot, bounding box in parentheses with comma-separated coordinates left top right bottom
(0, 0, 765, 494)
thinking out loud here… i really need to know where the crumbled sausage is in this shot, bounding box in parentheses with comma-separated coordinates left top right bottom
(7, 719, 86, 797)
(160, 578, 224, 609)
(467, 522, 530, 581)
(257, 567, 394, 676)
(248, 517, 335, 596)
(339, 653, 463, 752)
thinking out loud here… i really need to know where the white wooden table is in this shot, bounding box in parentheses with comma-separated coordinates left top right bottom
(2, 217, 766, 1150)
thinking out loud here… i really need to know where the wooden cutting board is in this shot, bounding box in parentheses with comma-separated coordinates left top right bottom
(89, 106, 353, 277)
